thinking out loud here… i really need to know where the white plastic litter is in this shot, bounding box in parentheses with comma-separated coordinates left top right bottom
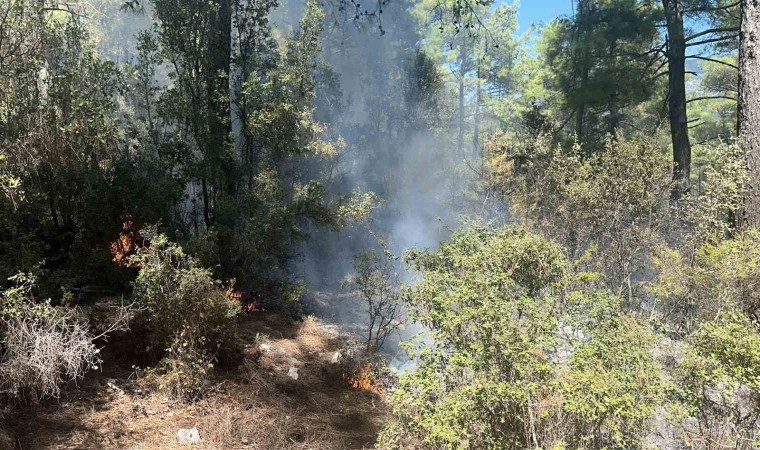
(177, 427, 201, 445)
(287, 367, 299, 380)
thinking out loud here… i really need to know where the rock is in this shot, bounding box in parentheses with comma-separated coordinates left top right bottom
(331, 351, 341, 364)
(177, 427, 201, 445)
(287, 367, 299, 380)
(259, 343, 271, 352)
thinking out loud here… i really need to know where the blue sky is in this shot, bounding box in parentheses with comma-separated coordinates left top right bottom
(514, 0, 574, 33)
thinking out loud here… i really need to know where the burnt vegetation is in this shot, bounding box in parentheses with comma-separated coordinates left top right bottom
(1, 0, 760, 449)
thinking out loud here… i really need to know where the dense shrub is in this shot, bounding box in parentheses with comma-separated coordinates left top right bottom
(131, 228, 242, 399)
(671, 311, 760, 449)
(485, 133, 673, 303)
(379, 226, 664, 449)
(650, 230, 760, 447)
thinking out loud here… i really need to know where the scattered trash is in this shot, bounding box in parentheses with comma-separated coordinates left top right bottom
(259, 343, 271, 352)
(105, 379, 122, 393)
(331, 351, 341, 364)
(287, 367, 299, 380)
(177, 427, 201, 445)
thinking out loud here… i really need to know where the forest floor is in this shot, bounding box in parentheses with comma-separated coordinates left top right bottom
(5, 310, 389, 450)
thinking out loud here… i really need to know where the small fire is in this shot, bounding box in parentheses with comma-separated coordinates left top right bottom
(110, 212, 144, 268)
(227, 289, 266, 313)
(242, 303, 266, 312)
(343, 362, 384, 395)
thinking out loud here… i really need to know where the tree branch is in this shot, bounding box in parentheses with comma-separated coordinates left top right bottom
(686, 34, 740, 47)
(686, 55, 738, 70)
(687, 95, 737, 104)
(686, 27, 740, 42)
(685, 1, 740, 14)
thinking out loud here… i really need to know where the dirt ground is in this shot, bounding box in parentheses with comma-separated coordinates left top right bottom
(4, 312, 389, 450)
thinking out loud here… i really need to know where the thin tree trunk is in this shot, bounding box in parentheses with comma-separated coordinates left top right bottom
(608, 41, 620, 134)
(576, 103, 586, 145)
(474, 59, 481, 161)
(739, 0, 760, 227)
(201, 177, 211, 230)
(458, 74, 465, 156)
(664, 0, 692, 200)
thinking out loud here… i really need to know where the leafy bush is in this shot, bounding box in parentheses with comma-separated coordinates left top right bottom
(650, 228, 760, 447)
(650, 228, 760, 333)
(671, 311, 760, 449)
(686, 142, 747, 243)
(560, 292, 664, 448)
(379, 225, 663, 449)
(485, 133, 672, 302)
(131, 228, 242, 399)
(154, 326, 215, 402)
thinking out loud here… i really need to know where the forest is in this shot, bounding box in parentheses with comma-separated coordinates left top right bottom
(1, 0, 760, 448)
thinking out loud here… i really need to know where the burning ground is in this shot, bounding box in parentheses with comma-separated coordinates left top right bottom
(5, 311, 389, 449)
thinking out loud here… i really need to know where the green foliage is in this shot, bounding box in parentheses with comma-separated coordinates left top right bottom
(671, 311, 760, 449)
(380, 226, 663, 449)
(685, 312, 760, 391)
(560, 293, 664, 448)
(142, 0, 365, 306)
(651, 227, 760, 330)
(689, 56, 738, 150)
(541, 0, 661, 147)
(646, 223, 760, 445)
(687, 141, 747, 242)
(486, 133, 672, 301)
(154, 325, 215, 402)
(131, 228, 242, 384)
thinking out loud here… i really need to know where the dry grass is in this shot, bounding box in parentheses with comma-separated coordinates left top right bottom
(0, 313, 101, 403)
(5, 311, 389, 450)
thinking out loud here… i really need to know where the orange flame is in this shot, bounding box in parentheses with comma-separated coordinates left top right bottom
(343, 362, 383, 395)
(110, 212, 144, 268)
(227, 289, 266, 313)
(242, 303, 266, 313)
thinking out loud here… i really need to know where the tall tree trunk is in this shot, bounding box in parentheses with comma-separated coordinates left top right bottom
(663, 0, 692, 200)
(574, 0, 590, 148)
(608, 41, 620, 134)
(458, 74, 465, 156)
(576, 103, 586, 145)
(739, 0, 760, 227)
(474, 59, 481, 161)
(209, 0, 233, 201)
(201, 177, 212, 230)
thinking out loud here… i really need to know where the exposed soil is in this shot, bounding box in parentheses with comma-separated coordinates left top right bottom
(4, 312, 389, 450)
